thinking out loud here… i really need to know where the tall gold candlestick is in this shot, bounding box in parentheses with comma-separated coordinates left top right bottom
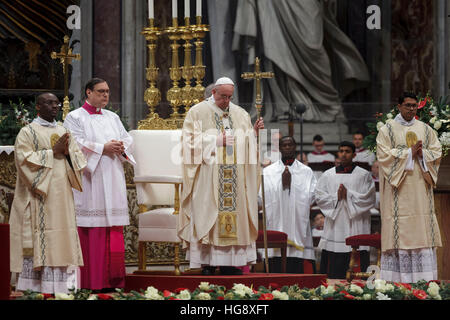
(191, 19, 209, 104)
(181, 25, 194, 114)
(139, 18, 161, 128)
(165, 23, 183, 119)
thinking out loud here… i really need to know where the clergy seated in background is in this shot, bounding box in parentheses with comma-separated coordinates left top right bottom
(9, 93, 87, 294)
(64, 78, 136, 291)
(315, 141, 376, 279)
(178, 77, 264, 276)
(376, 92, 442, 283)
(307, 135, 335, 163)
(353, 132, 376, 165)
(259, 136, 317, 273)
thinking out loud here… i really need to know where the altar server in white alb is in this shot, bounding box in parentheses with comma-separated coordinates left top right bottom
(315, 141, 376, 279)
(64, 78, 135, 290)
(260, 136, 317, 273)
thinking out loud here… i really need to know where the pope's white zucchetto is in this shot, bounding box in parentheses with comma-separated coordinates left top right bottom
(215, 77, 235, 86)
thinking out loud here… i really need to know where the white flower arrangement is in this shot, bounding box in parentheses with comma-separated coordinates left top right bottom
(177, 289, 192, 300)
(144, 286, 164, 300)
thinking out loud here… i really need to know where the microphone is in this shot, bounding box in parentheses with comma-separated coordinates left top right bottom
(295, 103, 306, 115)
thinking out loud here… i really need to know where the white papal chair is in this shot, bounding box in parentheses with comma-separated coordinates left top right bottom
(129, 129, 183, 275)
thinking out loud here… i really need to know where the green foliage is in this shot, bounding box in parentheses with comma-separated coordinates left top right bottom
(363, 94, 450, 157)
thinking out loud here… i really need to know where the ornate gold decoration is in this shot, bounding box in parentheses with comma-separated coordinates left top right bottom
(180, 24, 194, 114)
(165, 20, 183, 120)
(406, 131, 418, 148)
(50, 133, 60, 148)
(241, 57, 275, 107)
(191, 17, 209, 105)
(0, 152, 16, 189)
(51, 35, 81, 120)
(141, 19, 161, 118)
(138, 113, 179, 130)
(139, 16, 209, 131)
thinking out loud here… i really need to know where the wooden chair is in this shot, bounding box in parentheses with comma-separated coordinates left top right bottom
(345, 233, 381, 282)
(129, 130, 183, 275)
(256, 211, 288, 273)
(256, 230, 288, 273)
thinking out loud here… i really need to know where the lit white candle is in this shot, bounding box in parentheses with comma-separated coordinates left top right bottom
(185, 0, 190, 18)
(172, 0, 178, 18)
(148, 0, 154, 19)
(196, 0, 202, 17)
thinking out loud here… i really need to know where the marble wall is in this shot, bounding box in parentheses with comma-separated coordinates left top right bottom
(391, 0, 435, 101)
(92, 0, 122, 106)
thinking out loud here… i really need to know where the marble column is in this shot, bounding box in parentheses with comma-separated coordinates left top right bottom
(121, 0, 147, 129)
(93, 0, 122, 107)
(433, 0, 448, 98)
(68, 0, 93, 108)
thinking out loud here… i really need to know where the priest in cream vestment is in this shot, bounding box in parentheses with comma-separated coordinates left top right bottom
(9, 93, 87, 293)
(178, 77, 264, 275)
(377, 92, 442, 283)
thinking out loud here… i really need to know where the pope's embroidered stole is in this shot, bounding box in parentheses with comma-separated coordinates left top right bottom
(214, 112, 238, 241)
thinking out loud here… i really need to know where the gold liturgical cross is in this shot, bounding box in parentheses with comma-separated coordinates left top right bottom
(241, 57, 274, 108)
(51, 35, 81, 120)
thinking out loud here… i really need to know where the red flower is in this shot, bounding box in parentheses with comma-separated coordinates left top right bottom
(163, 290, 172, 298)
(269, 283, 280, 290)
(42, 293, 53, 300)
(97, 294, 113, 300)
(395, 283, 412, 291)
(412, 289, 427, 300)
(258, 293, 274, 300)
(418, 98, 428, 109)
(321, 280, 329, 288)
(174, 288, 188, 294)
(339, 290, 355, 300)
(217, 296, 225, 300)
(168, 296, 180, 300)
(415, 115, 419, 120)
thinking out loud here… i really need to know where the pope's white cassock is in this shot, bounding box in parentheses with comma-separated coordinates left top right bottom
(10, 117, 87, 293)
(259, 159, 317, 260)
(315, 166, 376, 254)
(178, 97, 259, 268)
(63, 108, 135, 227)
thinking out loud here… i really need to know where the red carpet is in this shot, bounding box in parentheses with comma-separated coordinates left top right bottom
(126, 272, 327, 292)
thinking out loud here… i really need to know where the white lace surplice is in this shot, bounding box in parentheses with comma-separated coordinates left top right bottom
(380, 248, 438, 283)
(16, 258, 79, 294)
(64, 108, 135, 227)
